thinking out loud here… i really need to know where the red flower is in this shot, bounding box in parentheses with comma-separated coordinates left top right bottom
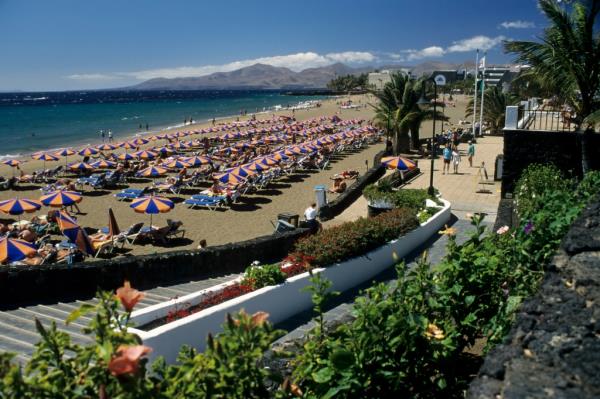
(108, 345, 152, 376)
(251, 311, 269, 327)
(115, 281, 144, 312)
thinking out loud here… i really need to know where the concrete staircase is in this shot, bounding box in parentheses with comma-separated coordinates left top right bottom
(0, 273, 241, 364)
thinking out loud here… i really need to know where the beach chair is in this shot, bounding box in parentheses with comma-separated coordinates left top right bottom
(270, 219, 296, 235)
(185, 195, 226, 210)
(100, 222, 144, 246)
(165, 219, 185, 240)
(114, 187, 148, 201)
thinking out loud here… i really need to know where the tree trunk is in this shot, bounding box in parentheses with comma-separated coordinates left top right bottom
(394, 129, 411, 154)
(410, 125, 420, 151)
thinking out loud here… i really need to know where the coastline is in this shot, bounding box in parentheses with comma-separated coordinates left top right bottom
(0, 96, 338, 163)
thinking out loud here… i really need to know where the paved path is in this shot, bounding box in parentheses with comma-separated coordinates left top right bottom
(325, 135, 503, 227)
(275, 215, 491, 344)
(0, 273, 241, 364)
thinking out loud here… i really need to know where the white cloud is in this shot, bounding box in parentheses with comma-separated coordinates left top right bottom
(499, 20, 535, 29)
(404, 46, 445, 61)
(66, 51, 377, 81)
(446, 35, 506, 53)
(66, 73, 118, 81)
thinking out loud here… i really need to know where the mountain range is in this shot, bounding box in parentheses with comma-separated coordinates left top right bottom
(128, 61, 473, 91)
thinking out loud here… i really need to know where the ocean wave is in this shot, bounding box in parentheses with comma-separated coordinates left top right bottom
(0, 153, 22, 161)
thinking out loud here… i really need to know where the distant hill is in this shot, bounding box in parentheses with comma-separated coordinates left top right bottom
(129, 63, 372, 91)
(127, 61, 486, 91)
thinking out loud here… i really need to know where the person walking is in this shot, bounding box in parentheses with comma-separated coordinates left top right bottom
(452, 145, 461, 174)
(442, 145, 452, 175)
(108, 130, 113, 143)
(100, 130, 105, 143)
(304, 202, 320, 234)
(467, 141, 475, 167)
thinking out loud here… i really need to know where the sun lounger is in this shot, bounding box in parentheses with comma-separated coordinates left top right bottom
(185, 195, 226, 210)
(99, 222, 144, 246)
(114, 188, 148, 201)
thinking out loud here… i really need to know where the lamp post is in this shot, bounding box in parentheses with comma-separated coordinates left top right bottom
(418, 78, 438, 196)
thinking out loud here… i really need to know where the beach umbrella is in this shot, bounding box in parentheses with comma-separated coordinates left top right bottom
(0, 198, 42, 222)
(40, 190, 82, 208)
(116, 152, 135, 161)
(153, 146, 175, 155)
(133, 150, 157, 160)
(162, 159, 191, 169)
(225, 166, 255, 178)
(78, 147, 99, 157)
(255, 156, 279, 166)
(214, 172, 246, 185)
(235, 142, 253, 150)
(221, 132, 241, 140)
(136, 166, 168, 178)
(32, 152, 59, 171)
(380, 156, 417, 171)
(54, 148, 76, 172)
(130, 196, 174, 227)
(119, 141, 136, 150)
(182, 156, 211, 167)
(97, 143, 116, 151)
(0, 237, 37, 263)
(90, 159, 116, 169)
(56, 210, 94, 256)
(68, 162, 94, 172)
(131, 137, 149, 146)
(107, 207, 120, 237)
(170, 141, 191, 150)
(272, 152, 290, 161)
(1, 159, 22, 177)
(245, 162, 269, 172)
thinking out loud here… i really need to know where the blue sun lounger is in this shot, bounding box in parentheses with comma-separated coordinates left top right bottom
(184, 195, 227, 210)
(114, 188, 147, 201)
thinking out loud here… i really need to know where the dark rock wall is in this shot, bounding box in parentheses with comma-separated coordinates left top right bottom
(468, 197, 600, 399)
(501, 130, 600, 196)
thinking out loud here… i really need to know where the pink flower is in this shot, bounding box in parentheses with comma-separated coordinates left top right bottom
(496, 225, 509, 235)
(108, 345, 152, 376)
(115, 281, 144, 312)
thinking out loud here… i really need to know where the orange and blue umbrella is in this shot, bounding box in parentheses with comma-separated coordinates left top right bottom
(225, 166, 254, 178)
(153, 146, 175, 155)
(162, 159, 191, 169)
(119, 141, 137, 150)
(245, 162, 269, 172)
(78, 147, 99, 157)
(40, 190, 82, 207)
(134, 150, 157, 160)
(32, 152, 59, 171)
(131, 137, 149, 146)
(380, 156, 417, 171)
(90, 159, 116, 169)
(0, 198, 42, 216)
(137, 166, 168, 177)
(117, 152, 135, 161)
(0, 237, 37, 263)
(2, 159, 22, 177)
(68, 162, 94, 171)
(255, 156, 280, 166)
(55, 149, 75, 157)
(130, 196, 174, 226)
(56, 210, 94, 256)
(97, 143, 116, 151)
(214, 171, 246, 185)
(181, 156, 211, 167)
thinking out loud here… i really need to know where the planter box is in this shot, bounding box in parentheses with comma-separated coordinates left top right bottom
(129, 199, 451, 364)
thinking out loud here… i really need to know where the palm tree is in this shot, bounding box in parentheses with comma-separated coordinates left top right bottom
(504, 0, 600, 129)
(465, 86, 518, 134)
(371, 73, 446, 154)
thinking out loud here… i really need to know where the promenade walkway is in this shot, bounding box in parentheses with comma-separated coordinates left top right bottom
(324, 135, 503, 226)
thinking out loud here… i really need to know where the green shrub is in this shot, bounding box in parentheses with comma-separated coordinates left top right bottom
(242, 263, 287, 290)
(514, 163, 570, 216)
(363, 184, 435, 211)
(293, 207, 419, 266)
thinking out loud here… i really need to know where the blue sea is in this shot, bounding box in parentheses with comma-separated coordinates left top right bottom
(0, 90, 328, 159)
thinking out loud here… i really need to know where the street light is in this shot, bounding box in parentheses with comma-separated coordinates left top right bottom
(417, 78, 438, 196)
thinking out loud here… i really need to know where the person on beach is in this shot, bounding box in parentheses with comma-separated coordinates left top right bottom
(452, 145, 461, 174)
(467, 141, 475, 167)
(108, 130, 113, 142)
(100, 130, 105, 143)
(442, 145, 452, 175)
(304, 203, 320, 233)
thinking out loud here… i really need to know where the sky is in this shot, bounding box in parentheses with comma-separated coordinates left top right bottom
(0, 0, 549, 91)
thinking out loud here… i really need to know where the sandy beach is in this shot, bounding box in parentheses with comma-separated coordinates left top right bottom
(0, 94, 471, 259)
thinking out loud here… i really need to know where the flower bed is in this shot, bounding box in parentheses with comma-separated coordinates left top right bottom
(128, 199, 451, 364)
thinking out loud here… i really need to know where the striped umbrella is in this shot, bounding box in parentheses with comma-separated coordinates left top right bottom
(90, 159, 117, 169)
(214, 172, 246, 185)
(2, 159, 22, 177)
(153, 146, 175, 155)
(131, 137, 149, 146)
(0, 237, 37, 264)
(39, 190, 82, 208)
(272, 152, 290, 161)
(136, 166, 168, 178)
(162, 159, 192, 169)
(97, 143, 116, 151)
(170, 141, 191, 150)
(134, 150, 157, 160)
(255, 156, 280, 166)
(225, 166, 255, 178)
(56, 210, 94, 256)
(78, 147, 99, 157)
(32, 152, 59, 171)
(380, 156, 417, 171)
(130, 196, 174, 226)
(0, 198, 42, 221)
(119, 141, 137, 150)
(68, 162, 94, 172)
(221, 132, 241, 140)
(116, 152, 135, 161)
(245, 162, 269, 172)
(182, 156, 211, 167)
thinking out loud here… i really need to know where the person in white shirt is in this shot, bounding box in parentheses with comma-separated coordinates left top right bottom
(304, 203, 319, 233)
(452, 145, 461, 174)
